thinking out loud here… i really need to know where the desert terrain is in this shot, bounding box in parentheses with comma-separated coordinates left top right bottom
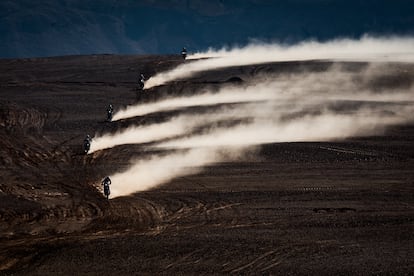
(0, 54, 413, 275)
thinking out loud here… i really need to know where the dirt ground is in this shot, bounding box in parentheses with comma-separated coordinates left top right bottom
(0, 55, 413, 275)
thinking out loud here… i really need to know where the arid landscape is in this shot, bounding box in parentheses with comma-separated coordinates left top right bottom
(0, 54, 413, 275)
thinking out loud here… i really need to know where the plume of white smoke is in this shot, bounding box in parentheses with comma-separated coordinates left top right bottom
(144, 36, 414, 89)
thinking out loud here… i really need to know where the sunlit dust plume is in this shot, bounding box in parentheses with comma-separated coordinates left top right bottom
(155, 108, 413, 149)
(110, 148, 221, 197)
(144, 36, 414, 89)
(90, 111, 253, 153)
(114, 81, 290, 121)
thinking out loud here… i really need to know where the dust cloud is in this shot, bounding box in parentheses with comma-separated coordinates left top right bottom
(90, 111, 251, 153)
(105, 64, 414, 198)
(144, 36, 414, 89)
(155, 107, 411, 149)
(114, 80, 296, 121)
(110, 149, 221, 197)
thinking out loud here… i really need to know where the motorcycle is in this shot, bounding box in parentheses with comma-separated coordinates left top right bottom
(181, 47, 187, 59)
(103, 183, 110, 199)
(83, 139, 90, 154)
(137, 79, 144, 90)
(107, 106, 113, 122)
(102, 176, 111, 199)
(137, 74, 145, 91)
(107, 110, 113, 122)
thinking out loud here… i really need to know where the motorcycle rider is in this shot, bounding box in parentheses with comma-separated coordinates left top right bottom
(102, 176, 111, 199)
(137, 73, 145, 90)
(83, 135, 91, 154)
(106, 104, 113, 122)
(181, 47, 187, 59)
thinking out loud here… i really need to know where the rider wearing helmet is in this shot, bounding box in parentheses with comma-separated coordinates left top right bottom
(83, 135, 91, 154)
(138, 74, 145, 90)
(102, 176, 111, 186)
(102, 176, 111, 199)
(107, 104, 113, 122)
(181, 47, 187, 59)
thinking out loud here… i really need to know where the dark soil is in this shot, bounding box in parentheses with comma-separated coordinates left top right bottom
(0, 55, 413, 275)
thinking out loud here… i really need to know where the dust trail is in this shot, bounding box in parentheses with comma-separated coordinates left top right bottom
(90, 110, 253, 153)
(110, 148, 221, 197)
(114, 81, 287, 121)
(89, 117, 191, 153)
(144, 36, 414, 89)
(155, 107, 413, 149)
(110, 146, 252, 197)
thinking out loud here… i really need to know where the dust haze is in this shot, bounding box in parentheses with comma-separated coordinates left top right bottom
(102, 64, 414, 198)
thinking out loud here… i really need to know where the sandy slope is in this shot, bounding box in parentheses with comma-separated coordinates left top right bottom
(0, 55, 413, 274)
